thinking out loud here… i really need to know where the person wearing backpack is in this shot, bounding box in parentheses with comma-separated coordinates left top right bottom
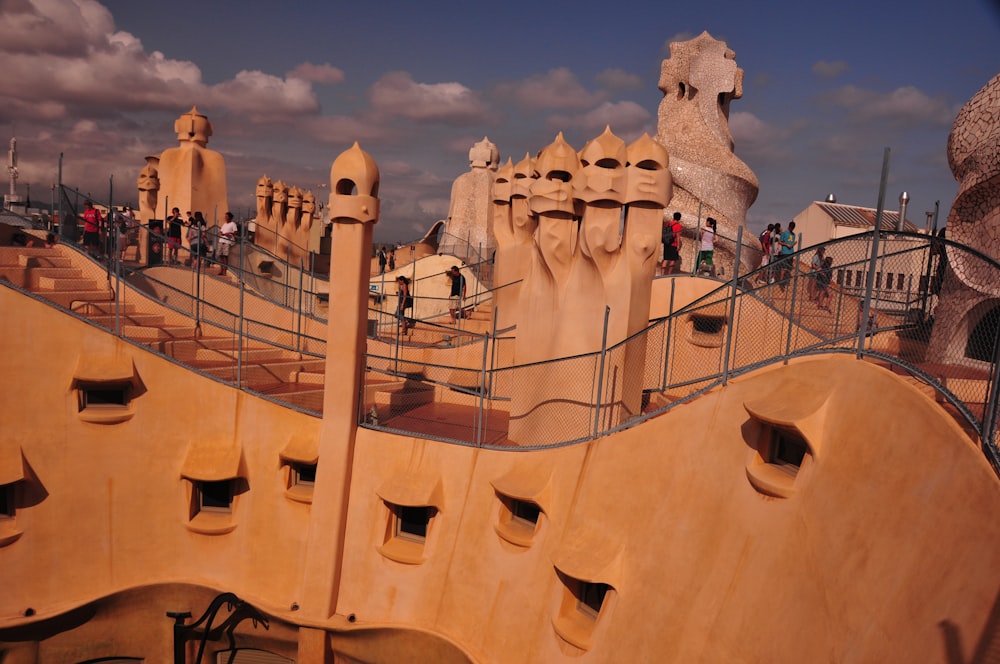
(754, 223, 774, 285)
(661, 211, 683, 275)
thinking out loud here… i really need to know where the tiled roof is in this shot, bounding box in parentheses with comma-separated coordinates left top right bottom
(815, 202, 922, 233)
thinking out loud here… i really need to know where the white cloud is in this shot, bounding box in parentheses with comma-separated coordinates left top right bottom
(494, 67, 603, 111)
(547, 101, 653, 140)
(818, 85, 955, 126)
(595, 68, 643, 92)
(370, 71, 490, 124)
(209, 71, 319, 117)
(287, 62, 346, 85)
(812, 60, 849, 79)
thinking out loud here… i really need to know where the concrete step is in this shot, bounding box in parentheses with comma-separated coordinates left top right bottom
(199, 359, 320, 385)
(192, 346, 296, 363)
(34, 275, 104, 291)
(44, 289, 114, 308)
(373, 381, 435, 408)
(21, 254, 73, 268)
(85, 312, 168, 328)
(126, 325, 201, 341)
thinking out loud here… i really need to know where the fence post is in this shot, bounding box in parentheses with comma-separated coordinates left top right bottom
(662, 281, 676, 391)
(783, 234, 803, 363)
(858, 147, 891, 358)
(477, 325, 490, 447)
(297, 261, 304, 353)
(722, 227, 743, 385)
(979, 313, 1000, 469)
(593, 306, 611, 438)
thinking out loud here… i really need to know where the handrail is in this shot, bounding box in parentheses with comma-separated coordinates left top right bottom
(7, 224, 999, 471)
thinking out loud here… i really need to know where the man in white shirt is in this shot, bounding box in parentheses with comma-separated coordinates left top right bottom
(218, 211, 238, 276)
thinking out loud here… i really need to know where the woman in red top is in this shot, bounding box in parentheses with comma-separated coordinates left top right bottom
(81, 200, 103, 256)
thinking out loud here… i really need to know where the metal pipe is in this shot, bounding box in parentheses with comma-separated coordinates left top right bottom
(722, 227, 743, 385)
(858, 147, 891, 358)
(897, 191, 909, 232)
(593, 306, 611, 438)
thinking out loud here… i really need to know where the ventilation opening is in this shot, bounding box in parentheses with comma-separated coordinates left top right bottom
(79, 383, 130, 410)
(966, 305, 1000, 362)
(0, 484, 13, 519)
(689, 313, 727, 347)
(394, 505, 431, 543)
(495, 494, 543, 547)
(197, 480, 233, 514)
(768, 429, 807, 476)
(553, 571, 615, 650)
(290, 463, 317, 488)
(379, 502, 436, 564)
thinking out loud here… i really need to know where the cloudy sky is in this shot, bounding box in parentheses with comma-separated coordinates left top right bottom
(1, 0, 998, 241)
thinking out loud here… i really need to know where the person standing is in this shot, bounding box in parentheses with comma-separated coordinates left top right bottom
(166, 207, 184, 264)
(661, 211, 683, 275)
(448, 265, 467, 322)
(217, 211, 238, 276)
(396, 275, 413, 335)
(117, 205, 135, 261)
(377, 246, 387, 274)
(187, 211, 207, 268)
(388, 248, 396, 271)
(80, 200, 103, 258)
(777, 221, 796, 286)
(807, 246, 826, 301)
(768, 222, 783, 284)
(697, 217, 717, 275)
(755, 223, 774, 285)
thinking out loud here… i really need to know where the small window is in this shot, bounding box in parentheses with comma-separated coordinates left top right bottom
(577, 581, 610, 620)
(692, 315, 725, 335)
(836, 269, 845, 286)
(897, 273, 905, 290)
(553, 572, 616, 650)
(0, 484, 13, 520)
(689, 314, 727, 348)
(768, 429, 807, 475)
(511, 500, 540, 528)
(394, 505, 430, 543)
(884, 272, 893, 290)
(379, 502, 436, 564)
(79, 383, 130, 410)
(495, 494, 543, 547)
(197, 480, 233, 514)
(291, 463, 317, 487)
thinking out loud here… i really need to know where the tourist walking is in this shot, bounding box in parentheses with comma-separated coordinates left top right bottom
(217, 211, 238, 276)
(166, 207, 184, 264)
(697, 217, 717, 275)
(661, 212, 683, 275)
(396, 275, 413, 335)
(448, 265, 467, 322)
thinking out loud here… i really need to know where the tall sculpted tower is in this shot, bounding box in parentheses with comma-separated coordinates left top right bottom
(439, 137, 499, 262)
(301, 143, 380, 619)
(656, 32, 759, 272)
(156, 106, 229, 226)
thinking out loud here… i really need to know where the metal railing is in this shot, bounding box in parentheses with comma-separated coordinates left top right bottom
(359, 228, 1000, 474)
(8, 199, 1000, 470)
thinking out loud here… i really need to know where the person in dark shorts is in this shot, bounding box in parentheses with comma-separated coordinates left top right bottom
(661, 211, 683, 274)
(81, 200, 103, 257)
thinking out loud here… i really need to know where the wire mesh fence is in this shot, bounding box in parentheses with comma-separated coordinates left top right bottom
(359, 228, 1000, 471)
(6, 205, 1000, 470)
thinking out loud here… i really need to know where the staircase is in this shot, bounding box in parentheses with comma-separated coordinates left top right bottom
(1, 244, 327, 414)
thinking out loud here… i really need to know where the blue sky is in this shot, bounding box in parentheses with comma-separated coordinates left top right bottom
(2, 0, 998, 241)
